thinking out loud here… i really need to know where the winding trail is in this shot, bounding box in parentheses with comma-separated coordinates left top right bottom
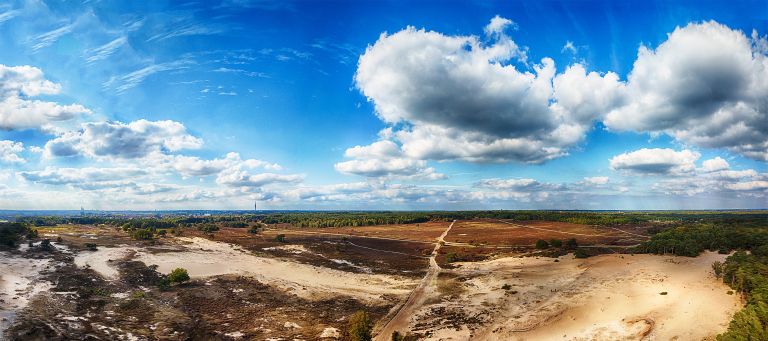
(374, 220, 456, 340)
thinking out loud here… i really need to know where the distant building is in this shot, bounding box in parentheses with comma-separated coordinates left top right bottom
(80, 206, 85, 216)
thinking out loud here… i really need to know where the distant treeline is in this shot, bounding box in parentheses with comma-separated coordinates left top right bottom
(14, 210, 768, 229)
(259, 210, 768, 228)
(15, 215, 262, 228)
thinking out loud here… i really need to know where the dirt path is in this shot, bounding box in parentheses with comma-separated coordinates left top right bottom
(374, 220, 456, 340)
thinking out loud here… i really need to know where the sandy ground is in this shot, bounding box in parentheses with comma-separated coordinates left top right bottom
(0, 251, 54, 334)
(74, 237, 417, 303)
(402, 252, 741, 340)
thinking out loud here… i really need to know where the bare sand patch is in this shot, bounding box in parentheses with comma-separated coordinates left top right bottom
(0, 251, 53, 333)
(405, 252, 741, 340)
(74, 237, 416, 302)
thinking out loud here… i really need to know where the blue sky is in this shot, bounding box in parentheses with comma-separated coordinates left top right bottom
(0, 0, 766, 210)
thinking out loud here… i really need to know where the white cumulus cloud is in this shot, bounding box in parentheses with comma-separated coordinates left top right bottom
(354, 17, 623, 163)
(44, 119, 203, 159)
(0, 64, 91, 130)
(604, 21, 768, 161)
(609, 148, 700, 175)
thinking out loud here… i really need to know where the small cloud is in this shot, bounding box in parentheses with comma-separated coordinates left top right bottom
(0, 9, 20, 25)
(31, 23, 75, 51)
(85, 36, 127, 63)
(561, 40, 578, 54)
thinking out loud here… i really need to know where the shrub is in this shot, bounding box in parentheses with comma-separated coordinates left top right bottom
(565, 238, 578, 249)
(535, 239, 549, 249)
(158, 277, 171, 291)
(39, 239, 53, 251)
(226, 221, 248, 228)
(91, 287, 110, 296)
(659, 291, 668, 295)
(274, 234, 287, 243)
(132, 291, 146, 299)
(131, 229, 154, 240)
(197, 224, 219, 233)
(167, 268, 190, 284)
(84, 243, 98, 251)
(348, 310, 372, 341)
(248, 227, 259, 234)
(501, 284, 512, 290)
(574, 248, 590, 258)
(549, 239, 563, 248)
(445, 252, 459, 263)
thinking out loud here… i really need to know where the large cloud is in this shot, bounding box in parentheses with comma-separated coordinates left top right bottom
(44, 119, 203, 159)
(604, 21, 768, 161)
(354, 17, 623, 163)
(0, 64, 91, 130)
(609, 148, 700, 175)
(334, 140, 446, 180)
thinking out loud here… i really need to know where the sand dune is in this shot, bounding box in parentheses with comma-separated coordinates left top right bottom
(74, 237, 416, 302)
(407, 252, 741, 340)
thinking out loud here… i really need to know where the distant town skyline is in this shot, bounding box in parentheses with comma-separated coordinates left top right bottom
(0, 0, 765, 210)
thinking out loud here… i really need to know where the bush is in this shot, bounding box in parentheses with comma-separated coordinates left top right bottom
(131, 229, 154, 240)
(225, 221, 248, 228)
(248, 227, 259, 234)
(445, 252, 459, 263)
(167, 268, 190, 284)
(348, 310, 372, 341)
(549, 239, 563, 248)
(574, 248, 590, 258)
(157, 277, 170, 291)
(84, 243, 98, 251)
(565, 238, 578, 249)
(501, 284, 512, 290)
(274, 234, 287, 243)
(535, 239, 549, 249)
(39, 239, 53, 251)
(197, 224, 219, 233)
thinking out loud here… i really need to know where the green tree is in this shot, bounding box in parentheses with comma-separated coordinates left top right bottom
(565, 238, 578, 249)
(535, 239, 549, 249)
(549, 239, 563, 248)
(168, 268, 190, 284)
(348, 310, 372, 341)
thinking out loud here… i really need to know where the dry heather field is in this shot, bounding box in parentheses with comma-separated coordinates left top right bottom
(0, 219, 742, 340)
